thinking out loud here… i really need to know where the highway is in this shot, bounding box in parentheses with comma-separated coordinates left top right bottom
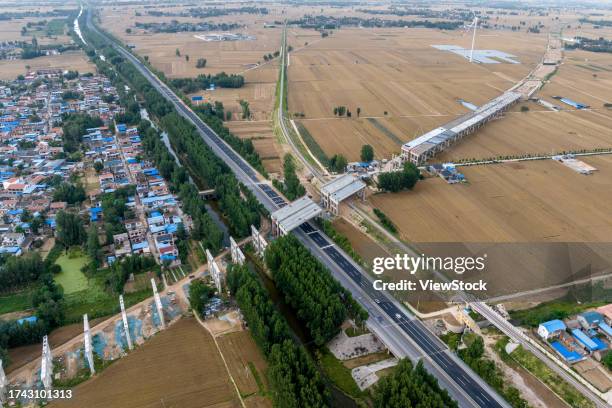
(84, 9, 509, 408)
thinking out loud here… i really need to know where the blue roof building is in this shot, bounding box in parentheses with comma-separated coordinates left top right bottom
(538, 319, 566, 339)
(578, 311, 604, 329)
(572, 329, 604, 351)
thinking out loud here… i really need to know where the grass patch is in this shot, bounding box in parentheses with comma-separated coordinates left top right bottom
(54, 249, 89, 294)
(317, 219, 364, 267)
(317, 347, 364, 399)
(46, 19, 67, 36)
(64, 280, 150, 324)
(345, 326, 369, 337)
(295, 121, 329, 167)
(0, 289, 34, 315)
(497, 337, 594, 408)
(248, 361, 266, 395)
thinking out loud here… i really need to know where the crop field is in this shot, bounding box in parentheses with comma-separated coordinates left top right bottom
(189, 63, 278, 122)
(217, 331, 271, 404)
(537, 49, 612, 116)
(0, 16, 71, 45)
(101, 6, 284, 78)
(227, 121, 282, 173)
(369, 157, 612, 296)
(51, 318, 241, 408)
(288, 27, 548, 160)
(0, 51, 96, 80)
(435, 106, 612, 162)
(370, 156, 612, 243)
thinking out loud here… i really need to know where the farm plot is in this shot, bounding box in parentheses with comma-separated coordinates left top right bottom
(537, 49, 612, 115)
(287, 27, 547, 160)
(370, 157, 612, 243)
(101, 7, 283, 78)
(369, 157, 612, 297)
(189, 64, 278, 121)
(51, 318, 241, 408)
(217, 331, 270, 404)
(226, 121, 281, 173)
(0, 51, 96, 80)
(0, 17, 71, 45)
(435, 106, 612, 162)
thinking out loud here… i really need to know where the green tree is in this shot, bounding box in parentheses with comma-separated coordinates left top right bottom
(196, 58, 207, 68)
(189, 279, 214, 314)
(175, 48, 180, 57)
(360, 144, 374, 162)
(55, 211, 86, 247)
(373, 359, 457, 408)
(329, 154, 347, 173)
(94, 161, 104, 173)
(87, 225, 101, 269)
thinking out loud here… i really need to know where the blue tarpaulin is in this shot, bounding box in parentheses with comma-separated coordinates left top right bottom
(551, 341, 582, 362)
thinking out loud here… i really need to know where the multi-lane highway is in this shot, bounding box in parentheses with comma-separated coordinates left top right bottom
(84, 9, 509, 407)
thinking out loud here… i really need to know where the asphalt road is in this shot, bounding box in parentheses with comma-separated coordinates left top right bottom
(85, 10, 509, 407)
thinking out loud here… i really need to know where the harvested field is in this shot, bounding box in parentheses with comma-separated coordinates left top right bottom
(370, 157, 612, 243)
(217, 331, 270, 402)
(51, 318, 241, 408)
(101, 7, 283, 77)
(0, 51, 96, 80)
(538, 49, 612, 115)
(436, 106, 612, 162)
(368, 157, 612, 296)
(287, 27, 547, 160)
(0, 17, 71, 44)
(227, 120, 282, 173)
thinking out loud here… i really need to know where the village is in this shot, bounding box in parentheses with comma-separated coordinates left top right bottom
(0, 69, 187, 268)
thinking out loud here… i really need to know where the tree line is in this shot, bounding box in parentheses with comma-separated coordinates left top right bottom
(273, 154, 305, 201)
(60, 112, 103, 153)
(169, 72, 245, 94)
(264, 235, 368, 346)
(227, 264, 330, 407)
(460, 336, 528, 408)
(372, 359, 458, 408)
(193, 102, 267, 176)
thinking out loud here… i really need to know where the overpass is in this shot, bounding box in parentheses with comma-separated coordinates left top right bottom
(84, 10, 509, 407)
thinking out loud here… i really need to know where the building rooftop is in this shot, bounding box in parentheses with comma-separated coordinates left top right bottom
(271, 196, 322, 234)
(320, 174, 366, 203)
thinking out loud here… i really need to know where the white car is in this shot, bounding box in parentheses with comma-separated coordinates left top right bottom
(395, 313, 402, 320)
(374, 298, 380, 304)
